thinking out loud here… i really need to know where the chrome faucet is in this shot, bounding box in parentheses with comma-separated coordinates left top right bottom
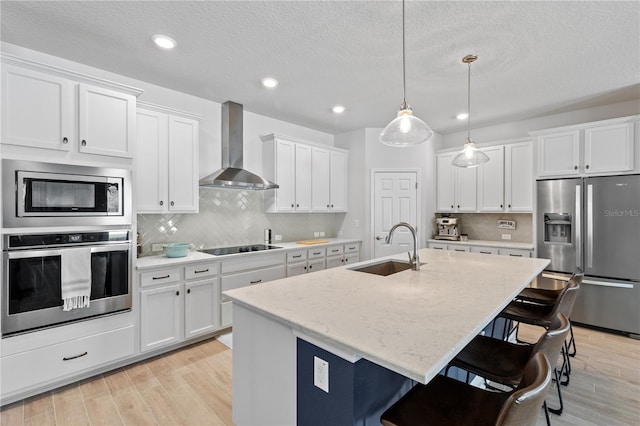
(385, 222, 420, 271)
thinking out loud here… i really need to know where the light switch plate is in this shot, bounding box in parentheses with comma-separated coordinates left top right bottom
(314, 232, 320, 237)
(152, 243, 163, 252)
(497, 220, 516, 230)
(275, 234, 282, 241)
(502, 234, 512, 240)
(314, 356, 329, 393)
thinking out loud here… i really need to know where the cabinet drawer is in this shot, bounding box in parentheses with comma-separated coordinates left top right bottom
(222, 252, 285, 274)
(498, 248, 532, 258)
(140, 268, 181, 287)
(221, 264, 286, 294)
(344, 243, 360, 254)
(450, 245, 471, 253)
(1, 326, 134, 396)
(185, 263, 218, 280)
(307, 248, 326, 259)
(429, 243, 448, 250)
(287, 250, 307, 263)
(326, 245, 344, 256)
(470, 246, 499, 255)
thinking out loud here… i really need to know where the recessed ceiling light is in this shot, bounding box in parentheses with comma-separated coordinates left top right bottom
(261, 77, 279, 88)
(456, 112, 469, 120)
(332, 105, 346, 114)
(152, 34, 177, 50)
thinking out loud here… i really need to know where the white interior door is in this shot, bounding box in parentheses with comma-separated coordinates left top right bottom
(373, 171, 418, 259)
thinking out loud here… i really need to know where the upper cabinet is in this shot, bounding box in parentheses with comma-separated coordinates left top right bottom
(533, 116, 638, 177)
(436, 139, 534, 213)
(262, 134, 348, 213)
(136, 103, 201, 214)
(0, 56, 141, 161)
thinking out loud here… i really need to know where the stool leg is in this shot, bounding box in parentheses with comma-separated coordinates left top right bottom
(543, 401, 552, 426)
(567, 321, 577, 357)
(548, 366, 565, 416)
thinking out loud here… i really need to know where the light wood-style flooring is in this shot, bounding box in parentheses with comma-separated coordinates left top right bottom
(2, 324, 639, 425)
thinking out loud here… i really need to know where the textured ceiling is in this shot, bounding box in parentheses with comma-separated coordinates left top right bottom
(1, 1, 639, 135)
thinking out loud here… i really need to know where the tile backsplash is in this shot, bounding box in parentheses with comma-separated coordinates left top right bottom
(137, 187, 345, 256)
(433, 213, 533, 243)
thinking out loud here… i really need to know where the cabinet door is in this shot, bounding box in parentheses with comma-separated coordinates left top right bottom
(1, 65, 74, 151)
(168, 116, 199, 212)
(436, 153, 455, 212)
(326, 256, 343, 269)
(505, 142, 533, 212)
(343, 253, 359, 265)
(455, 167, 477, 212)
(537, 131, 580, 177)
(294, 144, 312, 211)
(184, 279, 218, 339)
(329, 150, 348, 211)
(136, 109, 168, 213)
(584, 122, 634, 174)
(307, 258, 326, 273)
(287, 262, 308, 277)
(311, 147, 331, 211)
(140, 284, 183, 352)
(78, 84, 135, 158)
(275, 140, 296, 211)
(477, 146, 504, 212)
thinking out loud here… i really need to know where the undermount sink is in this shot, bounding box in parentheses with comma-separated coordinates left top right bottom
(350, 260, 421, 276)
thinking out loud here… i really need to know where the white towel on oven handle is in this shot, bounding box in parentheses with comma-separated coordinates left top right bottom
(61, 247, 92, 311)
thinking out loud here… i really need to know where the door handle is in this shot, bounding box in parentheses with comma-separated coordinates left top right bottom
(376, 236, 383, 240)
(586, 184, 593, 268)
(575, 184, 582, 270)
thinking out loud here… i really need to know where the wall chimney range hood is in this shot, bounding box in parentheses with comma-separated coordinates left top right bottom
(199, 101, 278, 190)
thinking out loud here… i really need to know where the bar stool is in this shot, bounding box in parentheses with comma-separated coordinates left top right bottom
(499, 275, 581, 398)
(516, 268, 584, 358)
(380, 353, 551, 426)
(447, 313, 570, 423)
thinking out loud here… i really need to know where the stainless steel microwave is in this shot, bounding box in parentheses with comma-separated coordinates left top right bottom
(2, 159, 132, 228)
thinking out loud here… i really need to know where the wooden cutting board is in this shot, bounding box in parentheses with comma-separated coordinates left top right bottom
(296, 240, 329, 245)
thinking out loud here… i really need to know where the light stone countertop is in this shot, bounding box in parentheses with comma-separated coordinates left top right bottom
(224, 248, 549, 384)
(135, 238, 362, 270)
(427, 238, 534, 250)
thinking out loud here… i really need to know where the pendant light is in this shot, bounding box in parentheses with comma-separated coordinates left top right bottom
(379, 0, 433, 147)
(452, 54, 490, 168)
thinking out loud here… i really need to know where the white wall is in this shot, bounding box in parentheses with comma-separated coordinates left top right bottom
(335, 128, 441, 261)
(441, 99, 640, 148)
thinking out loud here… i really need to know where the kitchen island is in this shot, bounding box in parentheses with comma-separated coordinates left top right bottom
(224, 248, 549, 425)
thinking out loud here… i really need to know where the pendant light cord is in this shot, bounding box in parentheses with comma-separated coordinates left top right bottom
(467, 60, 471, 141)
(402, 0, 407, 109)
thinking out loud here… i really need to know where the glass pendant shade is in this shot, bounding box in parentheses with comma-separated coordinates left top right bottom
(380, 107, 434, 147)
(452, 138, 490, 168)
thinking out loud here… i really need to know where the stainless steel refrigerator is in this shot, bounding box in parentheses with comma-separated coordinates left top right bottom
(537, 175, 640, 337)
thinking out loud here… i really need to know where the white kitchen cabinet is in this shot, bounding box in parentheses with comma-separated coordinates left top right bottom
(136, 103, 201, 214)
(436, 152, 477, 212)
(325, 243, 360, 269)
(534, 116, 637, 177)
(498, 248, 532, 257)
(505, 141, 534, 212)
(1, 62, 139, 158)
(470, 246, 499, 255)
(477, 146, 505, 212)
(428, 241, 531, 257)
(140, 261, 219, 353)
(220, 253, 286, 327)
(263, 134, 348, 213)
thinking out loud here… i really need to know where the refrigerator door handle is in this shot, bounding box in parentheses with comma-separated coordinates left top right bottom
(582, 279, 634, 289)
(575, 184, 582, 269)
(586, 184, 593, 269)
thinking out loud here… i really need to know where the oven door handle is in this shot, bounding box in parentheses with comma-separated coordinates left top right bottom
(90, 243, 131, 253)
(6, 248, 63, 259)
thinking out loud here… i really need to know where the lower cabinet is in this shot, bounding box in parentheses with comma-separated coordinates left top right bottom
(140, 261, 220, 353)
(428, 242, 531, 257)
(326, 243, 361, 269)
(1, 325, 134, 396)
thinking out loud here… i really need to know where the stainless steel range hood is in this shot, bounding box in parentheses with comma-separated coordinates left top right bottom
(199, 101, 278, 190)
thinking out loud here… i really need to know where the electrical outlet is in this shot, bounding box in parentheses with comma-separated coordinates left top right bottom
(502, 234, 512, 240)
(152, 243, 163, 252)
(314, 356, 329, 393)
(275, 234, 282, 241)
(319, 231, 325, 237)
(314, 232, 320, 238)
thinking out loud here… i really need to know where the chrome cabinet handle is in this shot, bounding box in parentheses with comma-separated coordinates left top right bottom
(250, 279, 262, 284)
(81, 140, 87, 146)
(312, 251, 321, 255)
(194, 269, 209, 274)
(293, 254, 302, 258)
(63, 351, 88, 361)
(375, 236, 383, 240)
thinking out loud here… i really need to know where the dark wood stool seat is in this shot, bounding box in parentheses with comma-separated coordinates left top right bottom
(381, 353, 551, 426)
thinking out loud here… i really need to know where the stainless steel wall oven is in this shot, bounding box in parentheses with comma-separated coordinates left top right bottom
(2, 159, 131, 228)
(2, 230, 132, 336)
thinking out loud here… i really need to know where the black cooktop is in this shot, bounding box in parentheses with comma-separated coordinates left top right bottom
(201, 244, 282, 256)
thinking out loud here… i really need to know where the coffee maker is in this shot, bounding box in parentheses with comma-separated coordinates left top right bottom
(435, 217, 461, 241)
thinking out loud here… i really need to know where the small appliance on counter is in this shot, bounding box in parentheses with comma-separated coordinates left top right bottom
(434, 217, 461, 241)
